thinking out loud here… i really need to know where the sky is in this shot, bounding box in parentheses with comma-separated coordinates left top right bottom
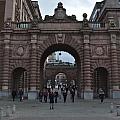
(33, 0, 102, 63)
(35, 0, 102, 20)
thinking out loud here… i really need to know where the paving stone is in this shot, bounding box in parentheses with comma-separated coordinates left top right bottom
(0, 97, 120, 120)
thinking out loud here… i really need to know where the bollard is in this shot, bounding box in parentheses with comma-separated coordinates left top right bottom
(6, 106, 11, 117)
(12, 104, 16, 114)
(110, 102, 114, 113)
(0, 107, 3, 120)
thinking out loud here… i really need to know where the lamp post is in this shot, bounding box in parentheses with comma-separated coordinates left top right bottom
(57, 51, 61, 61)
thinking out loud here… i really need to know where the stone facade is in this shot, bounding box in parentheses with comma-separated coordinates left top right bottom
(0, 0, 41, 29)
(45, 64, 77, 85)
(0, 0, 120, 99)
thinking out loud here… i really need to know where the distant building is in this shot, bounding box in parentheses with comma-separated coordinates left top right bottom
(47, 53, 56, 63)
(0, 0, 42, 29)
(89, 1, 105, 22)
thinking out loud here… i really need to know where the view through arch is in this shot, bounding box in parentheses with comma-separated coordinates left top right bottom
(44, 50, 77, 88)
(40, 43, 81, 92)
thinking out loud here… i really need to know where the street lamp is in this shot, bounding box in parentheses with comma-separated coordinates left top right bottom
(57, 51, 61, 61)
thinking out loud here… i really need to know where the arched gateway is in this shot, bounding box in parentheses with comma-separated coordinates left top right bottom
(0, 2, 120, 99)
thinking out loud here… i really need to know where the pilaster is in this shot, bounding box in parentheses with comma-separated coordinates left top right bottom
(1, 35, 10, 96)
(110, 34, 120, 98)
(28, 34, 38, 100)
(83, 34, 93, 99)
(30, 35, 37, 91)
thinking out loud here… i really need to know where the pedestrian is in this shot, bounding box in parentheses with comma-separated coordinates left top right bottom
(98, 88, 105, 103)
(63, 89, 67, 103)
(54, 89, 58, 103)
(11, 89, 17, 101)
(43, 88, 48, 103)
(70, 88, 75, 103)
(18, 89, 23, 102)
(49, 91, 54, 110)
(39, 90, 43, 102)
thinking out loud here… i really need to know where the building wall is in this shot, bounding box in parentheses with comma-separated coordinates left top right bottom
(0, 0, 41, 26)
(0, 1, 120, 99)
(0, 0, 6, 29)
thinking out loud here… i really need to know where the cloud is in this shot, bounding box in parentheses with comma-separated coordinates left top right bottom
(34, 0, 102, 20)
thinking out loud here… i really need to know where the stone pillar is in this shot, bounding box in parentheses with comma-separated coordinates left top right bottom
(83, 34, 93, 99)
(2, 38, 10, 97)
(28, 35, 38, 100)
(110, 34, 120, 98)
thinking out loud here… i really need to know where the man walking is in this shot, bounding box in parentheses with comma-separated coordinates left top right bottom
(11, 89, 17, 101)
(18, 89, 23, 102)
(49, 91, 54, 110)
(99, 88, 105, 103)
(70, 88, 75, 103)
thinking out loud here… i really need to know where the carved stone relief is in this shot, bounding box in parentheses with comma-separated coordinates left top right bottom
(91, 45, 109, 57)
(16, 46, 24, 56)
(95, 46, 104, 56)
(12, 44, 29, 57)
(55, 33, 65, 43)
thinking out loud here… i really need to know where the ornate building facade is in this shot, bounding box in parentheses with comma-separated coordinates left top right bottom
(0, 0, 120, 99)
(0, 0, 41, 29)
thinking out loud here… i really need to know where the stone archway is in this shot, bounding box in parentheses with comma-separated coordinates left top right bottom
(46, 72, 68, 89)
(93, 67, 108, 98)
(12, 67, 28, 93)
(39, 43, 81, 91)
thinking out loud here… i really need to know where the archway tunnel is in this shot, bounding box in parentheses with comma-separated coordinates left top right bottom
(40, 43, 81, 90)
(11, 67, 28, 93)
(93, 67, 109, 98)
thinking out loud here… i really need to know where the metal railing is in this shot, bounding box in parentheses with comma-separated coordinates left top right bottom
(11, 22, 31, 29)
(90, 22, 107, 29)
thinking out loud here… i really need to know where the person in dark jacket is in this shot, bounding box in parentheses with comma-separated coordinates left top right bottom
(70, 88, 75, 103)
(49, 91, 54, 109)
(98, 88, 105, 103)
(11, 89, 17, 101)
(43, 89, 48, 103)
(54, 90, 58, 103)
(63, 89, 67, 103)
(18, 89, 23, 102)
(39, 90, 43, 102)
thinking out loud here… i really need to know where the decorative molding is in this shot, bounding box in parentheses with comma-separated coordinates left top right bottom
(91, 59, 110, 71)
(16, 46, 24, 56)
(95, 46, 104, 56)
(12, 44, 28, 57)
(111, 34, 116, 43)
(55, 33, 65, 43)
(91, 45, 109, 57)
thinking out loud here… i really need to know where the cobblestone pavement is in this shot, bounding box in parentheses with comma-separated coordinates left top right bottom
(0, 96, 120, 120)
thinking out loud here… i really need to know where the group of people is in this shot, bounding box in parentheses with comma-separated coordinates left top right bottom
(11, 89, 23, 102)
(38, 86, 76, 109)
(11, 87, 105, 110)
(38, 88, 59, 109)
(61, 86, 76, 103)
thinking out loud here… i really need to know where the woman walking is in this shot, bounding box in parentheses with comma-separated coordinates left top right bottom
(49, 91, 54, 110)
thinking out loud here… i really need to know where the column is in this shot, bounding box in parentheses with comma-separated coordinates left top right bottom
(110, 34, 120, 98)
(2, 39, 10, 96)
(28, 35, 37, 100)
(83, 34, 93, 99)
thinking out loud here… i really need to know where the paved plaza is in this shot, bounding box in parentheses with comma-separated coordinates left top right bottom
(0, 95, 120, 120)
